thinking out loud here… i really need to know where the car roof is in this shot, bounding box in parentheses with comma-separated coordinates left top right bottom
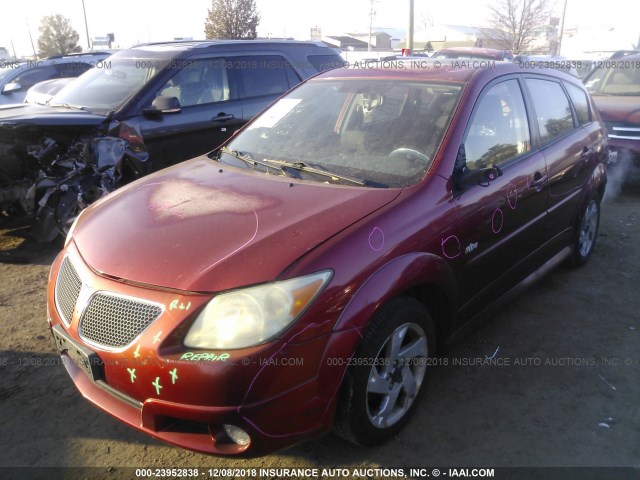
(613, 52, 640, 60)
(313, 60, 583, 87)
(44, 51, 111, 60)
(434, 47, 514, 60)
(129, 40, 334, 54)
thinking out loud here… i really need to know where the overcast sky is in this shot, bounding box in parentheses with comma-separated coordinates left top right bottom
(1, 0, 638, 58)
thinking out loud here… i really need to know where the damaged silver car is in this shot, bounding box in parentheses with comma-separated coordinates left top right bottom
(0, 40, 343, 241)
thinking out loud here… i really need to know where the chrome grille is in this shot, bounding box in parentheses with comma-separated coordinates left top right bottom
(55, 257, 82, 326)
(606, 122, 640, 140)
(79, 293, 162, 349)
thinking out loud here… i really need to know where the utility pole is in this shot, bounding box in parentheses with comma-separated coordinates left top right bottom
(557, 0, 568, 56)
(82, 0, 91, 49)
(407, 0, 414, 54)
(368, 0, 375, 52)
(26, 19, 37, 59)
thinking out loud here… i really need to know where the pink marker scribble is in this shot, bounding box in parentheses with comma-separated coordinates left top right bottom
(492, 208, 504, 234)
(441, 235, 461, 259)
(507, 184, 518, 210)
(368, 227, 385, 251)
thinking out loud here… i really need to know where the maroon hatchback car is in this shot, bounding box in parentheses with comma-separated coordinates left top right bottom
(47, 61, 607, 456)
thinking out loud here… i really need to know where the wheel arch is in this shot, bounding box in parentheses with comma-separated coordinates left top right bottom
(333, 252, 458, 350)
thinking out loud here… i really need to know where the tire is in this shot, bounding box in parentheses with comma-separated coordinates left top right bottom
(335, 296, 436, 446)
(569, 193, 600, 267)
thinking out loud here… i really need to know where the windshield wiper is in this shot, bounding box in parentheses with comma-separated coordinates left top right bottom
(262, 158, 386, 187)
(48, 102, 86, 110)
(218, 147, 287, 176)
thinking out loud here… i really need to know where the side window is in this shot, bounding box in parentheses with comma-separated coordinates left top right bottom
(234, 55, 300, 98)
(12, 67, 58, 90)
(564, 82, 591, 126)
(155, 59, 230, 107)
(465, 79, 530, 169)
(525, 78, 574, 145)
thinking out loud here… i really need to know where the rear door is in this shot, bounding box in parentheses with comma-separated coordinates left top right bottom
(231, 54, 302, 121)
(522, 76, 596, 240)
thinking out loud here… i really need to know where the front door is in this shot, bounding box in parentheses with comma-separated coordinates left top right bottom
(452, 77, 549, 315)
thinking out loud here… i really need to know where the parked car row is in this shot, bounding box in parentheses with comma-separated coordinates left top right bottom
(584, 52, 640, 183)
(47, 59, 608, 456)
(0, 40, 343, 240)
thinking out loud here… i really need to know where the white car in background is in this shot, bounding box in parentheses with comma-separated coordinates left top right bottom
(0, 52, 110, 105)
(24, 77, 75, 105)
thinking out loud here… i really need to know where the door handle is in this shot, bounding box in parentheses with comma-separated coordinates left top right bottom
(211, 114, 235, 122)
(580, 146, 593, 161)
(530, 172, 547, 190)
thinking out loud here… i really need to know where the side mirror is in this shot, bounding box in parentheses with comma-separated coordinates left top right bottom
(460, 165, 503, 188)
(2, 82, 22, 94)
(453, 143, 503, 191)
(144, 96, 181, 115)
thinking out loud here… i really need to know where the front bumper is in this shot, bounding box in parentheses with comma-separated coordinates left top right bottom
(46, 247, 340, 456)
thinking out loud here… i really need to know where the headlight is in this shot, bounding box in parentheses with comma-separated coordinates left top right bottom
(184, 271, 332, 349)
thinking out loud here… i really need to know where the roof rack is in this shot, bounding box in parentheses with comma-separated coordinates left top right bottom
(610, 50, 640, 59)
(45, 51, 111, 60)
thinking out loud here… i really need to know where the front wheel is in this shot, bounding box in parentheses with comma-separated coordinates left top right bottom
(569, 194, 600, 267)
(335, 296, 435, 446)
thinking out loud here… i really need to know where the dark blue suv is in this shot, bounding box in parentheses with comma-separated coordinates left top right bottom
(0, 40, 343, 240)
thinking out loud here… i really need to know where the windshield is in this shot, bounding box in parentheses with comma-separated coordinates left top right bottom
(49, 51, 170, 113)
(585, 63, 640, 96)
(222, 79, 462, 187)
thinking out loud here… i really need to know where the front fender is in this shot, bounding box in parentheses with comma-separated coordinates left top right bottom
(333, 252, 458, 334)
(311, 252, 458, 422)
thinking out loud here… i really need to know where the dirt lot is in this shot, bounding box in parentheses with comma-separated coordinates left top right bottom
(0, 191, 638, 479)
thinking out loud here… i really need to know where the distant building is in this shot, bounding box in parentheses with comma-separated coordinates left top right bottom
(310, 27, 322, 41)
(401, 24, 506, 53)
(347, 32, 392, 51)
(322, 35, 370, 51)
(322, 31, 392, 51)
(91, 34, 114, 50)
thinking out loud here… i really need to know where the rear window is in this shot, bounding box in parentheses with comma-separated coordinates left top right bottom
(234, 55, 300, 98)
(564, 82, 591, 126)
(525, 78, 575, 145)
(307, 54, 345, 72)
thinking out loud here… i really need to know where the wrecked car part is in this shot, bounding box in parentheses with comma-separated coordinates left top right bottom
(30, 136, 127, 242)
(1, 131, 128, 242)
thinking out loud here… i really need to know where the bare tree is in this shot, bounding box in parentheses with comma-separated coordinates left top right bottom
(37, 14, 81, 57)
(488, 0, 551, 53)
(204, 0, 260, 40)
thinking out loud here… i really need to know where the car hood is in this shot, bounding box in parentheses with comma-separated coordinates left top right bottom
(0, 102, 107, 126)
(73, 157, 401, 292)
(591, 95, 640, 124)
